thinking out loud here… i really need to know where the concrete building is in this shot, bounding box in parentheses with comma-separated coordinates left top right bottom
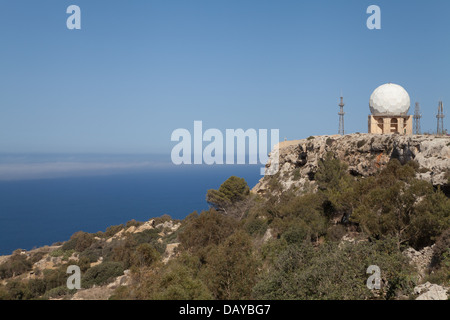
(368, 83, 413, 135)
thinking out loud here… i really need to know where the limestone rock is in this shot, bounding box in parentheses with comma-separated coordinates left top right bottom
(162, 243, 180, 264)
(403, 245, 434, 279)
(107, 270, 131, 289)
(253, 134, 450, 196)
(414, 282, 449, 300)
(262, 228, 274, 243)
(71, 286, 114, 300)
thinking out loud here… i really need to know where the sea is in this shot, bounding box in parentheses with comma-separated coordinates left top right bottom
(0, 154, 262, 255)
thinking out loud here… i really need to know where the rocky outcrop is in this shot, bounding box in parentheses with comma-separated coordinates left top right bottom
(414, 282, 449, 300)
(162, 243, 180, 264)
(403, 245, 434, 279)
(107, 270, 131, 289)
(106, 219, 181, 243)
(253, 134, 450, 195)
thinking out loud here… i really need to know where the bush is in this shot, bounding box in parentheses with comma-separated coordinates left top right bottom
(274, 193, 328, 243)
(49, 248, 64, 258)
(132, 244, 160, 268)
(62, 231, 94, 252)
(5, 280, 30, 300)
(253, 238, 415, 300)
(129, 254, 212, 300)
(42, 267, 68, 293)
(315, 152, 349, 191)
(326, 224, 347, 242)
(202, 231, 259, 300)
(82, 262, 124, 288)
(0, 251, 32, 279)
(432, 228, 450, 268)
(153, 214, 173, 226)
(104, 224, 124, 238)
(43, 286, 74, 300)
(351, 177, 450, 249)
(125, 219, 142, 228)
(179, 209, 238, 254)
(27, 279, 47, 298)
(244, 217, 268, 236)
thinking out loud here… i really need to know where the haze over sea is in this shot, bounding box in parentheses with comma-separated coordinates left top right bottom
(0, 154, 261, 255)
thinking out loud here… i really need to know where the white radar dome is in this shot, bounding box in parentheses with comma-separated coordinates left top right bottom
(369, 83, 410, 115)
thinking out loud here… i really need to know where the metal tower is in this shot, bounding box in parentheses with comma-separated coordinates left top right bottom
(338, 96, 345, 135)
(437, 101, 445, 135)
(413, 102, 422, 135)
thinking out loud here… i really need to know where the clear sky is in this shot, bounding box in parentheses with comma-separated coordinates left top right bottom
(0, 0, 449, 154)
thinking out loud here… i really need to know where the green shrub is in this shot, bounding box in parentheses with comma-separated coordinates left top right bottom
(129, 254, 212, 300)
(292, 168, 301, 181)
(43, 286, 74, 300)
(132, 243, 160, 268)
(0, 251, 33, 280)
(153, 214, 173, 226)
(62, 231, 94, 252)
(357, 139, 367, 148)
(82, 261, 124, 288)
(244, 217, 268, 236)
(104, 224, 124, 238)
(179, 209, 238, 254)
(49, 248, 64, 258)
(202, 231, 259, 300)
(125, 219, 142, 228)
(253, 238, 415, 300)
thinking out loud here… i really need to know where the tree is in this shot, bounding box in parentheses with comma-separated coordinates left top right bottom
(314, 152, 355, 222)
(315, 152, 350, 191)
(133, 243, 160, 268)
(206, 176, 250, 213)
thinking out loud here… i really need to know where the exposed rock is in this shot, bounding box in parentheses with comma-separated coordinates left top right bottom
(155, 220, 181, 233)
(33, 255, 62, 271)
(107, 269, 131, 289)
(71, 286, 114, 300)
(0, 255, 11, 266)
(134, 220, 155, 233)
(403, 245, 434, 279)
(125, 226, 136, 233)
(162, 243, 180, 264)
(253, 134, 450, 195)
(90, 256, 103, 268)
(105, 219, 181, 243)
(262, 228, 274, 243)
(414, 282, 449, 300)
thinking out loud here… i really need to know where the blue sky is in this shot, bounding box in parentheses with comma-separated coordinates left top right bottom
(0, 0, 449, 154)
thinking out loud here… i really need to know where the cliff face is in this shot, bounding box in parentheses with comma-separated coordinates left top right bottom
(253, 133, 450, 195)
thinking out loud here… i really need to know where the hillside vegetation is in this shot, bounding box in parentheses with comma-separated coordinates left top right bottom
(0, 154, 449, 300)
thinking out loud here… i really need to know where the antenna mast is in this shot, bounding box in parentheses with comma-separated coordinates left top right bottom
(437, 101, 445, 135)
(338, 96, 345, 135)
(413, 102, 422, 135)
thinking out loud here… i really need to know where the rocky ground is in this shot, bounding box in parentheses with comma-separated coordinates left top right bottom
(1, 219, 182, 300)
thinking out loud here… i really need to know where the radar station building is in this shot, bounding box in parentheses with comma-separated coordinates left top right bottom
(368, 83, 413, 135)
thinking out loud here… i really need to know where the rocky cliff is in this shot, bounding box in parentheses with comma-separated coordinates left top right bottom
(253, 133, 450, 195)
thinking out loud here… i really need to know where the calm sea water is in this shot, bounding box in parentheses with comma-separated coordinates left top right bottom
(0, 164, 261, 255)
